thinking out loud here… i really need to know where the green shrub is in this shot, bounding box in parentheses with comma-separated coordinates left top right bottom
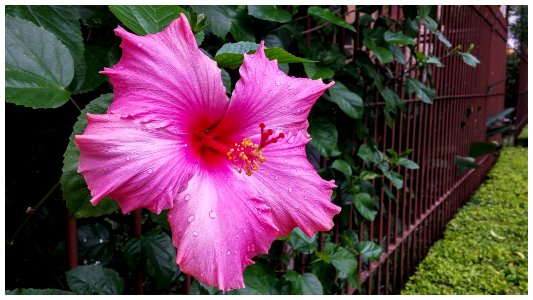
(401, 144, 528, 295)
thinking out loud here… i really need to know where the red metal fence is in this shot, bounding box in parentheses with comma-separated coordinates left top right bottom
(320, 5, 508, 294)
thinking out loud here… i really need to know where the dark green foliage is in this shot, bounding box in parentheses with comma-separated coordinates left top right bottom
(402, 137, 528, 295)
(66, 265, 125, 294)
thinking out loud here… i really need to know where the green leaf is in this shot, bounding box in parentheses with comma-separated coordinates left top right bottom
(388, 45, 407, 64)
(427, 56, 444, 67)
(191, 5, 237, 39)
(422, 16, 438, 32)
(61, 94, 119, 218)
(406, 78, 435, 104)
(455, 156, 480, 169)
(5, 16, 74, 108)
(109, 5, 186, 35)
(353, 193, 377, 221)
(303, 62, 334, 80)
(78, 223, 115, 265)
(248, 5, 292, 23)
(381, 88, 405, 112)
(357, 144, 375, 163)
(366, 44, 394, 64)
(487, 124, 515, 138)
(123, 230, 180, 290)
(6, 288, 75, 295)
(214, 41, 314, 69)
(230, 7, 255, 42)
(355, 241, 383, 260)
(435, 31, 452, 48)
(221, 68, 231, 94)
(194, 31, 205, 46)
(286, 271, 323, 295)
(78, 45, 111, 92)
(309, 117, 341, 157)
(360, 170, 381, 180)
(458, 51, 481, 67)
(329, 247, 358, 279)
(308, 6, 356, 32)
(324, 82, 364, 119)
(383, 169, 404, 189)
(384, 30, 415, 45)
(357, 144, 388, 170)
(66, 265, 124, 295)
(418, 5, 433, 19)
(331, 159, 352, 176)
(469, 141, 500, 157)
(287, 227, 317, 255)
(232, 264, 279, 295)
(6, 6, 86, 93)
(486, 107, 515, 127)
(398, 157, 419, 169)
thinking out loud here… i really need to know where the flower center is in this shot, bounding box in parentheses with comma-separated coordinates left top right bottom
(196, 123, 284, 176)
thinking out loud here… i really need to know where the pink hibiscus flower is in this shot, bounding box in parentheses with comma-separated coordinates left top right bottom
(75, 14, 340, 291)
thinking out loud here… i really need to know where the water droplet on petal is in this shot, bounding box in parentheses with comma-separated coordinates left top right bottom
(304, 196, 308, 200)
(242, 229, 247, 234)
(275, 176, 280, 180)
(227, 250, 231, 256)
(275, 81, 281, 86)
(147, 168, 153, 174)
(184, 194, 191, 201)
(137, 42, 143, 47)
(209, 210, 217, 219)
(184, 143, 188, 147)
(192, 231, 199, 237)
(288, 188, 293, 193)
(233, 250, 238, 255)
(277, 71, 283, 75)
(187, 214, 195, 222)
(126, 155, 131, 161)
(256, 80, 259, 84)
(287, 136, 296, 144)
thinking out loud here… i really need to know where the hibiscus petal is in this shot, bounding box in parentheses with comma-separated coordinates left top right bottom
(213, 42, 334, 138)
(75, 113, 195, 214)
(168, 170, 279, 291)
(247, 131, 341, 237)
(102, 14, 228, 134)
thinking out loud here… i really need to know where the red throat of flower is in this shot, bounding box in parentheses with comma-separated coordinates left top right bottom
(196, 123, 284, 176)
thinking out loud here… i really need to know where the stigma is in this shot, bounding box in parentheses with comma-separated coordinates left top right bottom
(226, 123, 285, 176)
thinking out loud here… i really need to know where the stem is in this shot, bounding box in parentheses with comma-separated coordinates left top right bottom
(70, 97, 82, 113)
(66, 208, 78, 269)
(7, 181, 60, 245)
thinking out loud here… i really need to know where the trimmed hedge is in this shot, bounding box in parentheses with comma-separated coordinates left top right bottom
(402, 128, 528, 295)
